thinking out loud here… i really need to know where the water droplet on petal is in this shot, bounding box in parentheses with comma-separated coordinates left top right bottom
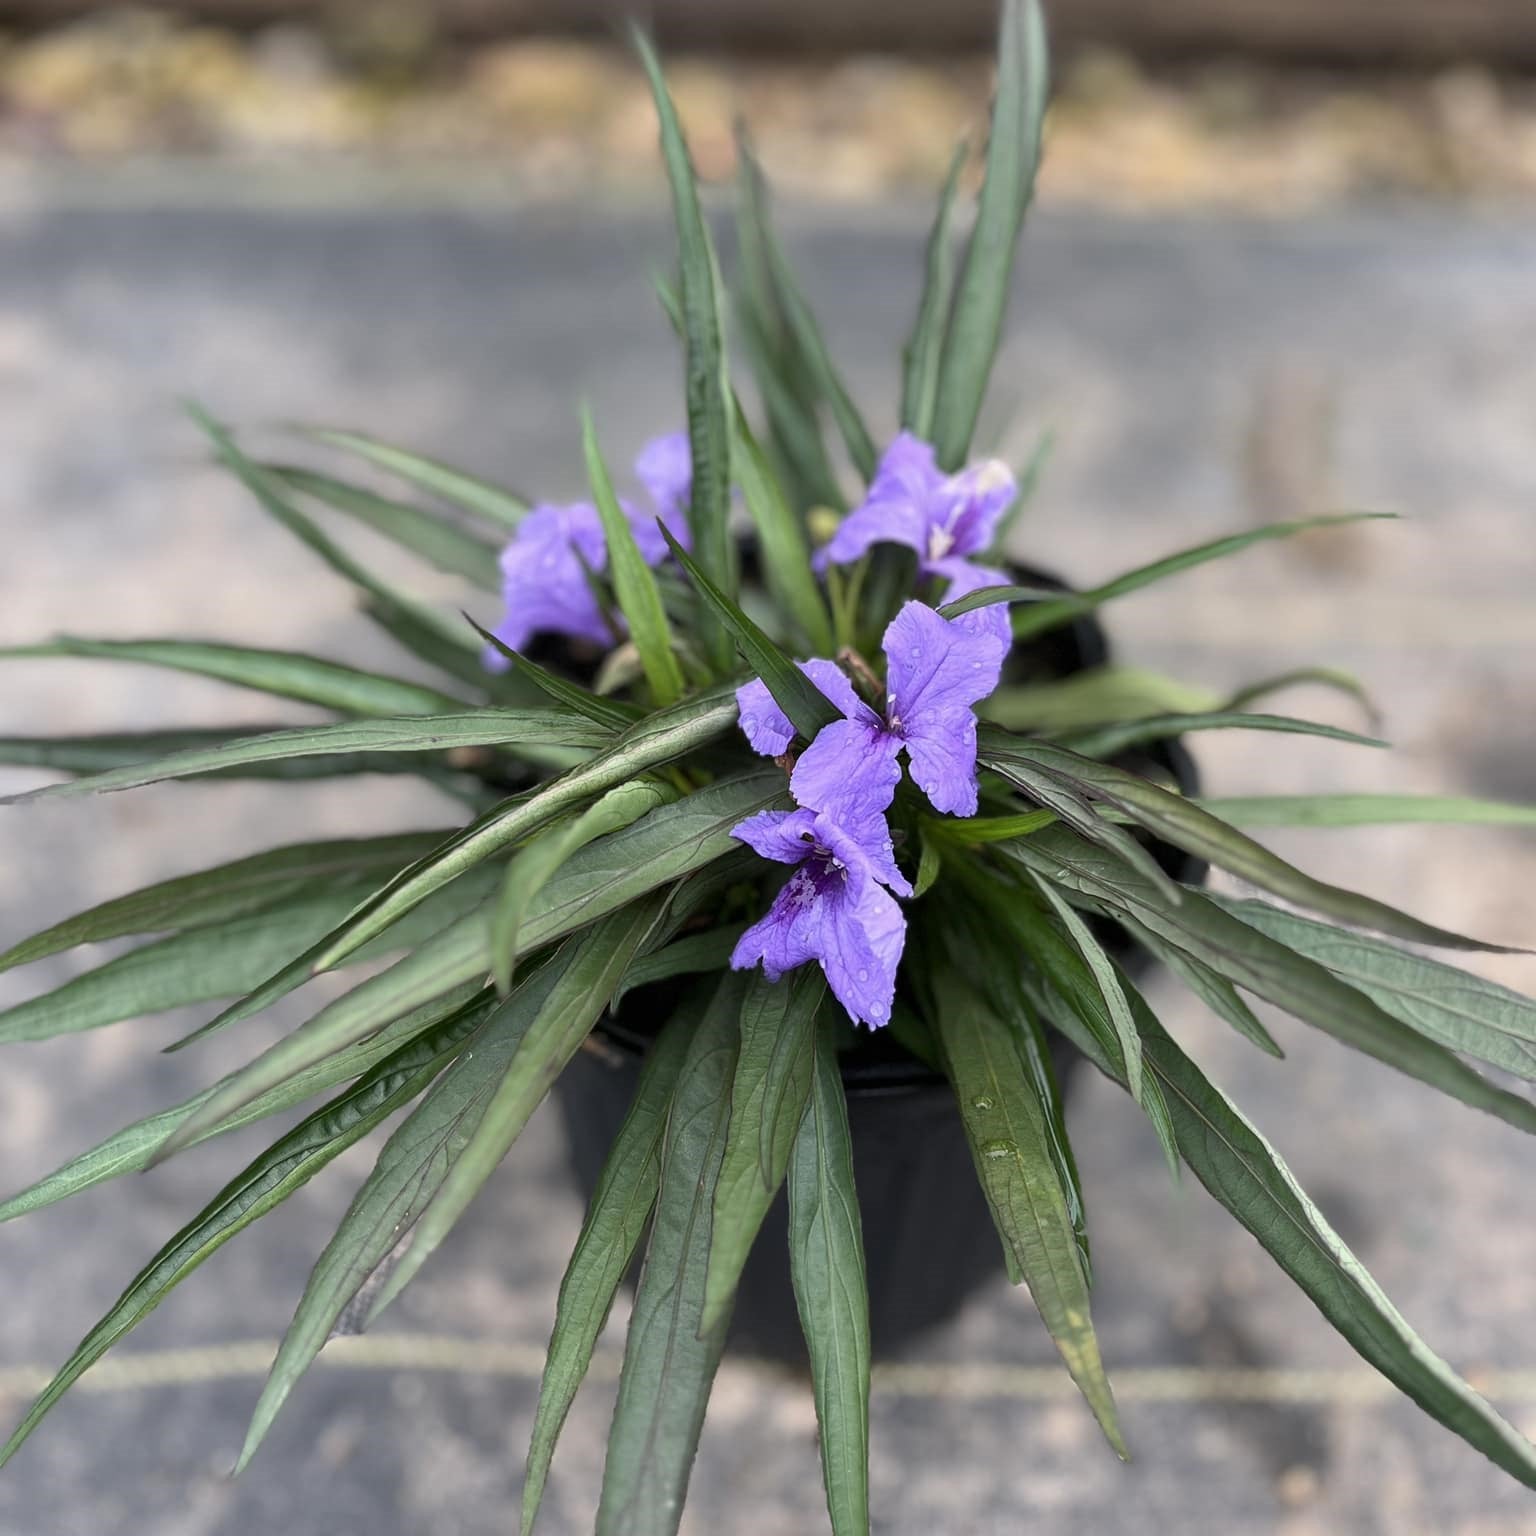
(856, 968, 869, 982)
(869, 1002, 886, 1020)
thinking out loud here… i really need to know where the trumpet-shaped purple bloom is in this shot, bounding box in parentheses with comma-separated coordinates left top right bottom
(814, 432, 1016, 635)
(736, 600, 1006, 818)
(730, 804, 910, 1028)
(487, 432, 692, 662)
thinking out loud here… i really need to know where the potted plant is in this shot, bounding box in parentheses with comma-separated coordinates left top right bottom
(2, 5, 1534, 1532)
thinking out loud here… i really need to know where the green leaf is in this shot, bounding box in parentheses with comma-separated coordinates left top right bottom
(662, 526, 840, 740)
(1197, 793, 1536, 829)
(0, 637, 465, 718)
(732, 408, 836, 656)
(266, 463, 503, 588)
(790, 1014, 871, 1536)
(521, 1005, 696, 1536)
(735, 130, 878, 482)
(0, 832, 445, 975)
(941, 514, 1395, 632)
(193, 407, 497, 692)
(982, 666, 1221, 735)
(492, 781, 675, 994)
(304, 426, 528, 529)
(976, 737, 1184, 905)
(583, 409, 686, 706)
(1005, 828, 1536, 1134)
(596, 972, 743, 1536)
(1064, 711, 1386, 760)
(306, 686, 737, 975)
(361, 898, 666, 1324)
(0, 998, 486, 1471)
(0, 728, 476, 785)
(168, 772, 783, 1145)
(233, 958, 582, 1472)
(0, 985, 489, 1223)
(1213, 896, 1536, 1082)
(930, 0, 1049, 469)
(2, 709, 604, 805)
(1108, 1002, 1536, 1490)
(901, 137, 970, 442)
(0, 888, 381, 1044)
(1115, 915, 1284, 1058)
(1025, 872, 1145, 1107)
(701, 968, 824, 1332)
(612, 925, 745, 1011)
(989, 734, 1517, 954)
(632, 25, 736, 675)
(466, 614, 640, 731)
(935, 971, 1127, 1458)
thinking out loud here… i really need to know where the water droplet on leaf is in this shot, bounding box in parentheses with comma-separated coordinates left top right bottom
(980, 1138, 1016, 1160)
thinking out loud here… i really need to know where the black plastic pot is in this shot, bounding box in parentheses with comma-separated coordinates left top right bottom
(553, 564, 1204, 1362)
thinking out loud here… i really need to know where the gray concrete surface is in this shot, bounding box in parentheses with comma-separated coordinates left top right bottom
(1, 181, 1534, 1535)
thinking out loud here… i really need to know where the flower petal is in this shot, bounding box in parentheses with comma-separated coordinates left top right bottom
(790, 718, 902, 821)
(882, 599, 1006, 725)
(818, 876, 905, 1028)
(940, 458, 1016, 557)
(902, 705, 982, 817)
(731, 876, 821, 981)
(814, 431, 942, 571)
(736, 658, 872, 757)
(730, 807, 818, 865)
(491, 502, 612, 658)
(634, 430, 693, 552)
(817, 805, 913, 898)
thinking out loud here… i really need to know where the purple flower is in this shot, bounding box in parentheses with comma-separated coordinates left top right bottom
(730, 804, 910, 1028)
(814, 432, 1016, 620)
(487, 432, 692, 662)
(736, 600, 1006, 818)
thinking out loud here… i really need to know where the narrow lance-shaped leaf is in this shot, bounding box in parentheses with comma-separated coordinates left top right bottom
(990, 734, 1518, 954)
(0, 728, 480, 786)
(732, 406, 836, 656)
(661, 525, 839, 740)
(520, 1006, 697, 1536)
(935, 970, 1128, 1458)
(0, 997, 490, 1472)
(1055, 989, 1536, 1492)
(232, 952, 590, 1472)
(265, 463, 503, 589)
(930, 0, 1049, 469)
(492, 781, 675, 995)
(790, 1014, 871, 1536)
(0, 637, 466, 718)
(1064, 711, 1386, 761)
(164, 772, 785, 1149)
(0, 831, 446, 976)
(595, 972, 744, 1536)
(582, 408, 686, 707)
(0, 984, 490, 1224)
(701, 967, 825, 1332)
(737, 127, 878, 482)
(307, 686, 738, 976)
(1004, 827, 1536, 1135)
(901, 137, 970, 441)
(2, 709, 605, 806)
(304, 425, 529, 529)
(468, 614, 641, 731)
(361, 898, 666, 1325)
(192, 405, 497, 691)
(1197, 793, 1536, 829)
(1212, 895, 1536, 1083)
(612, 925, 745, 1011)
(632, 25, 736, 674)
(1026, 871, 1144, 1107)
(941, 513, 1394, 632)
